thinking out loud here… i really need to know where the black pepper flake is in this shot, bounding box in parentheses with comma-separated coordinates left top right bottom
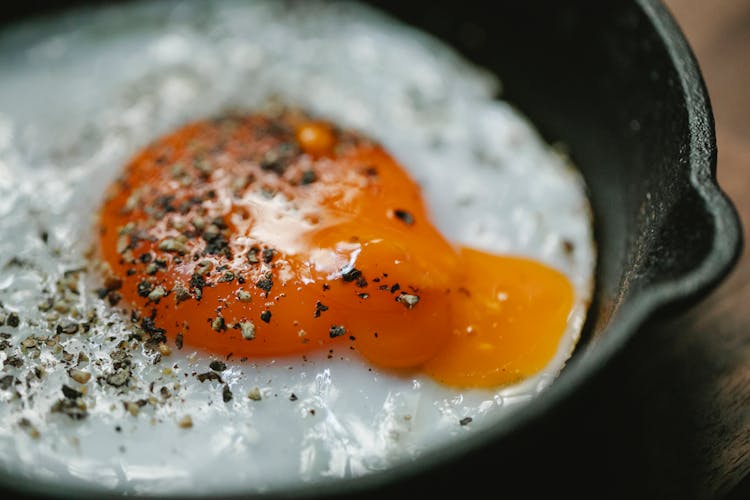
(110, 349, 131, 367)
(314, 301, 329, 318)
(261, 248, 276, 263)
(155, 194, 176, 213)
(255, 272, 273, 293)
(390, 284, 400, 293)
(61, 384, 82, 400)
(197, 371, 223, 383)
(211, 316, 226, 332)
(395, 293, 420, 309)
(329, 325, 346, 338)
(260, 143, 296, 174)
(357, 293, 369, 299)
(218, 271, 235, 283)
(175, 285, 191, 304)
(260, 310, 272, 323)
(341, 268, 362, 282)
(105, 368, 131, 387)
(137, 280, 154, 298)
(175, 333, 184, 350)
(355, 277, 368, 288)
(141, 315, 167, 346)
(0, 374, 17, 390)
(190, 273, 206, 290)
(56, 322, 79, 335)
(202, 227, 231, 257)
(7, 313, 19, 328)
(210, 360, 227, 372)
(190, 272, 206, 298)
(99, 276, 123, 297)
(300, 170, 317, 185)
(459, 417, 473, 426)
(393, 209, 415, 225)
(222, 384, 233, 403)
(5, 356, 23, 368)
(139, 253, 153, 264)
(107, 292, 122, 306)
(51, 399, 87, 420)
(289, 393, 298, 401)
(247, 247, 260, 264)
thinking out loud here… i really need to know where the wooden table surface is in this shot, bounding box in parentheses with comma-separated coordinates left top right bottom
(618, 1, 750, 498)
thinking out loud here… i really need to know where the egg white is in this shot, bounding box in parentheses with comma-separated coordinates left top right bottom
(0, 0, 594, 495)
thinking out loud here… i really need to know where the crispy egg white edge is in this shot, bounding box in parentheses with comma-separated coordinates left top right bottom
(0, 0, 594, 495)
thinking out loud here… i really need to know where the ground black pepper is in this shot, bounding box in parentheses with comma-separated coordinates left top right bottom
(329, 325, 346, 338)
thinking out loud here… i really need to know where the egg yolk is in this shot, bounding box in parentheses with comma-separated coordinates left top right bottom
(97, 113, 574, 388)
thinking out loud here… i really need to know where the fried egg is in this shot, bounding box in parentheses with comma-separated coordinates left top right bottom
(0, 0, 594, 496)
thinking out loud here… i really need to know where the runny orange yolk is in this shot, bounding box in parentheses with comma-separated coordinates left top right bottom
(97, 114, 574, 388)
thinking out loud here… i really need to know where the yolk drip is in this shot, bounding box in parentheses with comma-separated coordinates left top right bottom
(97, 113, 574, 388)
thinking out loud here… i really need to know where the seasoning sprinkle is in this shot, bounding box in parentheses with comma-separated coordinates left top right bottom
(209, 360, 227, 372)
(211, 316, 226, 332)
(247, 247, 260, 264)
(256, 272, 274, 293)
(261, 248, 276, 263)
(341, 268, 362, 282)
(197, 371, 223, 383)
(300, 170, 317, 185)
(396, 293, 420, 309)
(222, 384, 233, 403)
(7, 313, 19, 328)
(247, 387, 262, 401)
(314, 301, 329, 318)
(393, 209, 415, 225)
(158, 238, 188, 254)
(240, 321, 256, 340)
(329, 325, 346, 338)
(68, 369, 91, 384)
(62, 385, 83, 400)
(178, 415, 193, 428)
(57, 322, 79, 335)
(147, 286, 167, 303)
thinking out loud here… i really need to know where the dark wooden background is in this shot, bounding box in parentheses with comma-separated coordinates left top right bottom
(624, 1, 750, 498)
